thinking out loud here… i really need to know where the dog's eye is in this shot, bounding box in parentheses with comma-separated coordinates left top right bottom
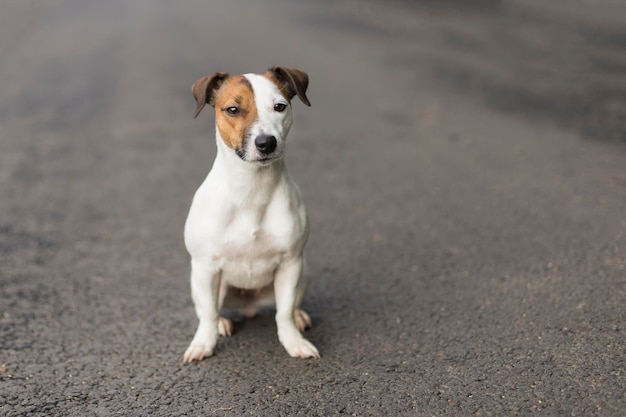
(274, 103, 287, 112)
(225, 106, 240, 116)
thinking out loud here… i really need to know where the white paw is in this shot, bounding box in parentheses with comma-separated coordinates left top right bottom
(183, 341, 215, 362)
(218, 317, 233, 337)
(183, 330, 218, 363)
(294, 309, 312, 332)
(281, 335, 320, 359)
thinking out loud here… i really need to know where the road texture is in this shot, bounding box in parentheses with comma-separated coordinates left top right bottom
(1, 0, 625, 415)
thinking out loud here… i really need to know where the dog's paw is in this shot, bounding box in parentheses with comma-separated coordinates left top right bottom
(294, 309, 312, 332)
(183, 335, 217, 363)
(218, 317, 233, 337)
(183, 341, 215, 362)
(281, 335, 320, 359)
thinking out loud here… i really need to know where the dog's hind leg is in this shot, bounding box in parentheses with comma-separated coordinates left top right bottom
(293, 258, 313, 331)
(217, 280, 233, 336)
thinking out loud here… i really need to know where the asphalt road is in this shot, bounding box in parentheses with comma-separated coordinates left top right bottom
(1, 0, 625, 415)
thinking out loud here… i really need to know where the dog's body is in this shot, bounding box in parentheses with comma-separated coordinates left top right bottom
(183, 67, 319, 362)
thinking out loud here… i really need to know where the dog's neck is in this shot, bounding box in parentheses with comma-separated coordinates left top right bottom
(212, 136, 287, 207)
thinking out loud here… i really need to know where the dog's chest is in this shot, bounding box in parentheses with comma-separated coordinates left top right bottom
(215, 206, 301, 288)
(185, 162, 308, 289)
(221, 210, 284, 258)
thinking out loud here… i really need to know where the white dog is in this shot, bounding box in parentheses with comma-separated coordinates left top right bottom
(183, 66, 319, 362)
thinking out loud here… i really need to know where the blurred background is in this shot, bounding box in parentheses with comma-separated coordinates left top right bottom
(1, 0, 625, 415)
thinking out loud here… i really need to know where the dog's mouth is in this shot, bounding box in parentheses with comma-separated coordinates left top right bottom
(255, 154, 282, 165)
(234, 147, 282, 165)
(233, 141, 283, 165)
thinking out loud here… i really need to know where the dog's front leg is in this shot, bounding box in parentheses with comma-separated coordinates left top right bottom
(274, 258, 320, 358)
(183, 261, 221, 362)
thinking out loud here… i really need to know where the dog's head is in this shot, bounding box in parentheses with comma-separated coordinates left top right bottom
(192, 66, 310, 165)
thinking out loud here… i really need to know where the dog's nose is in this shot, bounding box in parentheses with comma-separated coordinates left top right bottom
(254, 135, 277, 154)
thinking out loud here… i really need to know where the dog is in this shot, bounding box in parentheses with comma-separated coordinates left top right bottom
(183, 66, 319, 362)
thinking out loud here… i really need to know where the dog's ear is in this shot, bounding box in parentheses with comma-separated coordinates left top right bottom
(268, 66, 310, 106)
(192, 72, 229, 118)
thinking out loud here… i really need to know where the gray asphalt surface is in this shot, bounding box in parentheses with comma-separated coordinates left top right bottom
(1, 0, 625, 415)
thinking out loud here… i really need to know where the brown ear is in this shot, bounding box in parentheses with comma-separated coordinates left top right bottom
(268, 66, 310, 106)
(192, 72, 229, 118)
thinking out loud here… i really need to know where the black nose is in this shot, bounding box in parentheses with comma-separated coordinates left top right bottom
(254, 135, 277, 154)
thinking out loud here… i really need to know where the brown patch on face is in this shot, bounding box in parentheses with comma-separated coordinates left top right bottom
(213, 76, 258, 150)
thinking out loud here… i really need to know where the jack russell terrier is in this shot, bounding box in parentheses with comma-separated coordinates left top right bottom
(183, 66, 319, 362)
